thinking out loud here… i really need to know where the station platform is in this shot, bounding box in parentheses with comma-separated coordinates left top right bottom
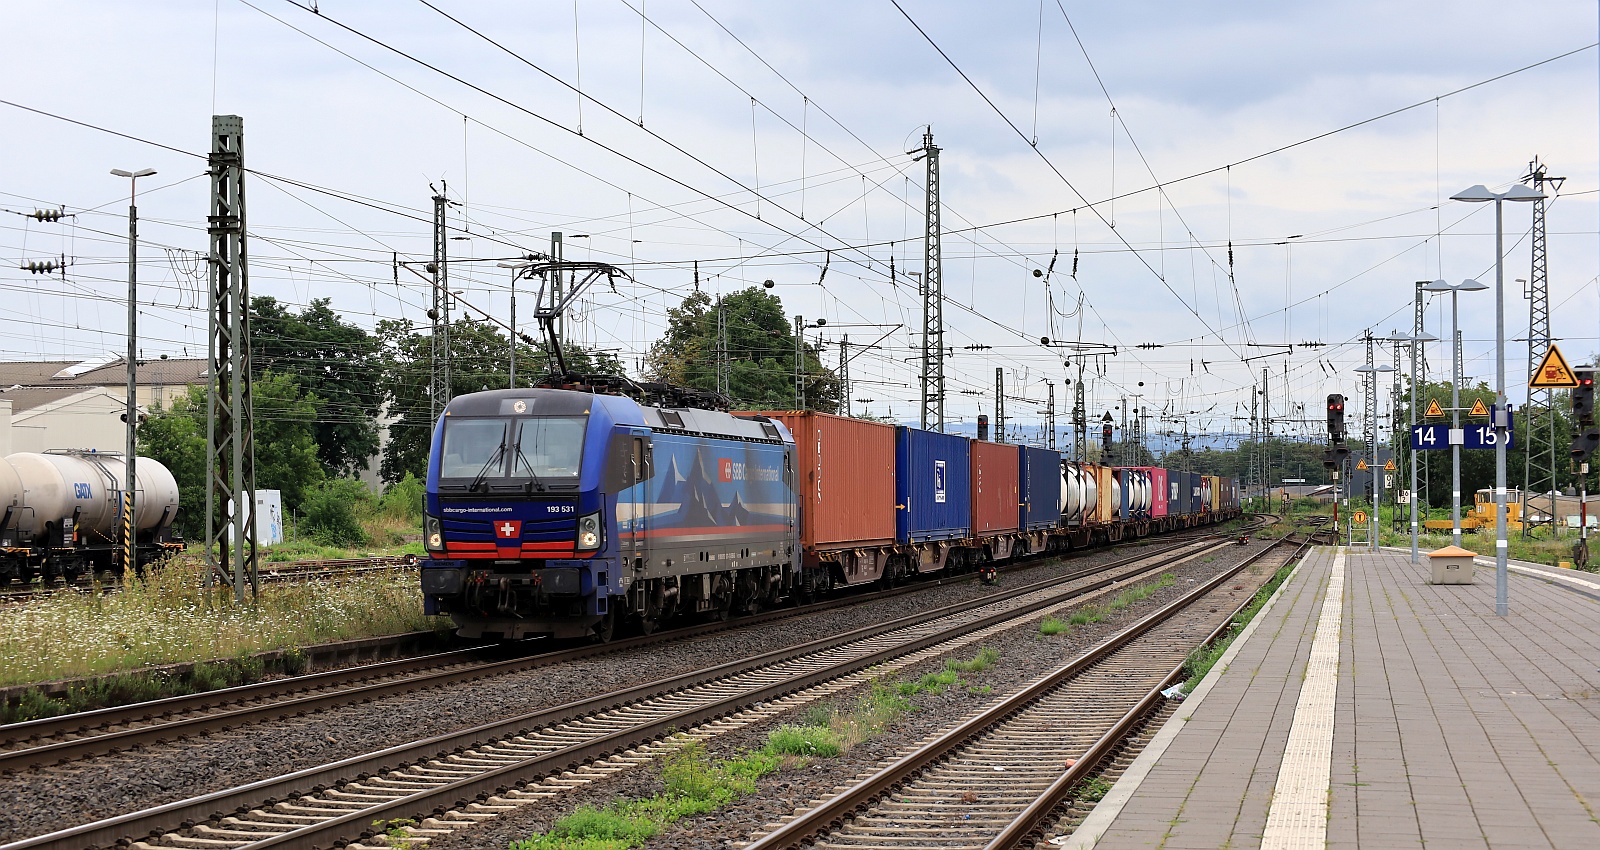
(1064, 546, 1600, 850)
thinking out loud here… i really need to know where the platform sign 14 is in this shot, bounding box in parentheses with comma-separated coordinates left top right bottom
(1411, 420, 1514, 451)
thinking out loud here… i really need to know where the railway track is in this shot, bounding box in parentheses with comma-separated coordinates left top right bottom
(1, 518, 1271, 769)
(745, 534, 1311, 850)
(2, 536, 1252, 850)
(0, 555, 420, 604)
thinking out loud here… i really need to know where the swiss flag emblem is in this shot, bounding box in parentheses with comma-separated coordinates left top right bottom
(494, 519, 522, 540)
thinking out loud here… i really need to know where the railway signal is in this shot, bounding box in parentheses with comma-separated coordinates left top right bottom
(1571, 369, 1599, 462)
(1326, 394, 1346, 441)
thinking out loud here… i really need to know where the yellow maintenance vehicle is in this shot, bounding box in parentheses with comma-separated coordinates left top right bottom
(1422, 488, 1524, 533)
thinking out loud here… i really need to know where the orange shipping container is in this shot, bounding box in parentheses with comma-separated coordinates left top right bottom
(970, 440, 1020, 534)
(1093, 464, 1115, 525)
(748, 411, 897, 550)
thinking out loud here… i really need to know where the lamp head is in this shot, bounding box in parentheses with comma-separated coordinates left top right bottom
(1457, 278, 1489, 292)
(1421, 278, 1453, 292)
(1502, 183, 1545, 202)
(1450, 184, 1496, 203)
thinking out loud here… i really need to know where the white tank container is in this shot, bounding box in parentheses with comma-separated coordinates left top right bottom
(4, 452, 181, 539)
(1059, 462, 1097, 524)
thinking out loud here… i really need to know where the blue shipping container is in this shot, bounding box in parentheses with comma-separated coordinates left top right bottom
(1171, 471, 1193, 517)
(895, 427, 972, 543)
(1018, 445, 1062, 531)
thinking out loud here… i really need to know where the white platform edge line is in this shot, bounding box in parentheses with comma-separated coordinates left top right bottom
(1259, 549, 1345, 850)
(1057, 545, 1324, 850)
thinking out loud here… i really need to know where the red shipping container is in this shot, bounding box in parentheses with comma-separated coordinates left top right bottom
(970, 440, 1021, 534)
(1126, 466, 1169, 518)
(748, 411, 897, 550)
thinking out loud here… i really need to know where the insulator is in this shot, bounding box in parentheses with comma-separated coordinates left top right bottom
(1071, 248, 1079, 279)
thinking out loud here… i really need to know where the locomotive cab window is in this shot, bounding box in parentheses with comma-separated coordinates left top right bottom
(511, 416, 588, 482)
(439, 415, 588, 486)
(439, 418, 509, 480)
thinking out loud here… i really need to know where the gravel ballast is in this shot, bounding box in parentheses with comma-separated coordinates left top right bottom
(412, 541, 1282, 850)
(0, 533, 1256, 843)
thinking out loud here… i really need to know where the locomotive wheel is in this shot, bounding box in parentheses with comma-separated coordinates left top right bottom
(591, 607, 617, 643)
(637, 611, 659, 635)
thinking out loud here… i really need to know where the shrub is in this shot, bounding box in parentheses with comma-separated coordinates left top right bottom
(380, 473, 425, 523)
(299, 478, 374, 547)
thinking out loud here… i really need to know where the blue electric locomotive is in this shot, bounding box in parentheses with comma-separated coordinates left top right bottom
(420, 387, 800, 640)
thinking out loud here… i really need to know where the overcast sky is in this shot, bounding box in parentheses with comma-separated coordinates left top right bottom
(3, 0, 1596, 444)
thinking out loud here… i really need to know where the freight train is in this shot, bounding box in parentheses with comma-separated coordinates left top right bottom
(0, 450, 183, 584)
(420, 387, 1241, 640)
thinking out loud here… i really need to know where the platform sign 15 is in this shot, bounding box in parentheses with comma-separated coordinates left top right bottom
(1411, 420, 1515, 450)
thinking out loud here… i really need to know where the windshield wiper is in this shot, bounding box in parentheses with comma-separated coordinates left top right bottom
(510, 439, 548, 493)
(468, 442, 508, 493)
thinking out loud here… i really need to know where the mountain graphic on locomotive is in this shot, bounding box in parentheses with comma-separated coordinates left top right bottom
(419, 386, 1241, 642)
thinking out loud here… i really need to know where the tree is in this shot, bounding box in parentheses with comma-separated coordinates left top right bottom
(251, 296, 383, 478)
(645, 287, 841, 412)
(377, 314, 625, 484)
(139, 372, 327, 538)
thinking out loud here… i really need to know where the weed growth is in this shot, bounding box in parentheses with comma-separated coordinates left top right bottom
(1182, 561, 1296, 692)
(0, 554, 445, 688)
(1038, 615, 1069, 635)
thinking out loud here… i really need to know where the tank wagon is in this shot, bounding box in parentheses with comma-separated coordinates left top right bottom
(419, 389, 1242, 640)
(0, 450, 182, 584)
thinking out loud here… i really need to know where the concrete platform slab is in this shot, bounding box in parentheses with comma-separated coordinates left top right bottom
(1065, 546, 1600, 850)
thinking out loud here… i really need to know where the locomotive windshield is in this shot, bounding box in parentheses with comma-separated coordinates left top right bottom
(439, 415, 587, 486)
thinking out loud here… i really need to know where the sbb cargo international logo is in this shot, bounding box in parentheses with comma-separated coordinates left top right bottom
(718, 458, 782, 483)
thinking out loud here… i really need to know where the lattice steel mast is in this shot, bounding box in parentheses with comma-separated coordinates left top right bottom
(430, 187, 452, 422)
(918, 128, 944, 432)
(204, 115, 257, 601)
(1523, 158, 1563, 535)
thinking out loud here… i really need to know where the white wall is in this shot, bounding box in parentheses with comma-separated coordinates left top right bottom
(10, 390, 126, 454)
(0, 399, 11, 456)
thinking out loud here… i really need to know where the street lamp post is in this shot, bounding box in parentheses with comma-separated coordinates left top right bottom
(1452, 183, 1545, 617)
(1422, 278, 1488, 547)
(110, 167, 155, 577)
(1389, 328, 1438, 563)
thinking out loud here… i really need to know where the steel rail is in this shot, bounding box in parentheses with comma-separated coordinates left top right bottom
(0, 529, 1233, 768)
(985, 535, 1313, 850)
(744, 535, 1305, 850)
(2, 539, 1234, 850)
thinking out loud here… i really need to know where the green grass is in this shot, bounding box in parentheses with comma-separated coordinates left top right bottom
(764, 724, 842, 758)
(0, 554, 447, 689)
(508, 647, 1004, 850)
(1042, 575, 1177, 638)
(507, 740, 787, 850)
(1181, 561, 1297, 692)
(1076, 776, 1113, 803)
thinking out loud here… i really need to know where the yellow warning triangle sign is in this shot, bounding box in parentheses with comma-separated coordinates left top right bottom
(1469, 398, 1490, 417)
(1424, 398, 1445, 418)
(1384, 458, 1397, 471)
(1356, 459, 1369, 470)
(1530, 344, 1580, 388)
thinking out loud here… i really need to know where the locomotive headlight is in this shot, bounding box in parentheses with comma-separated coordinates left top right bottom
(425, 515, 444, 553)
(577, 511, 602, 551)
